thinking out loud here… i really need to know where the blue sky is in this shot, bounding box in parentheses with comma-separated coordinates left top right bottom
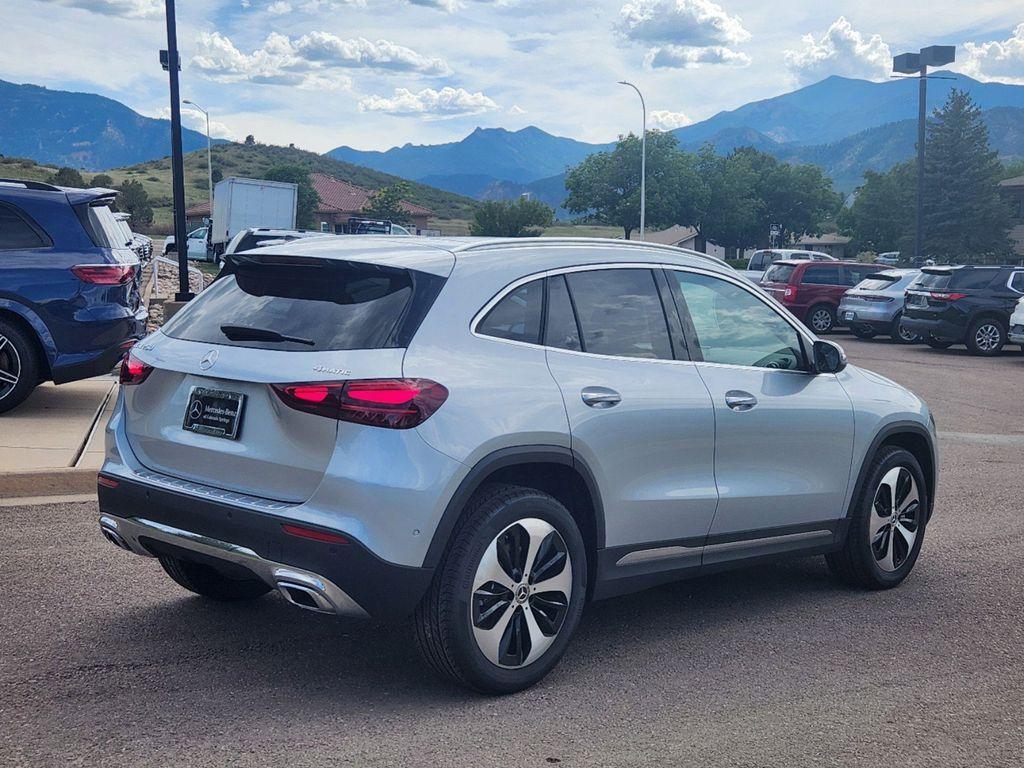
(2, 0, 1023, 152)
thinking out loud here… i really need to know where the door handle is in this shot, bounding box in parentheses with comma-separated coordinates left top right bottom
(725, 390, 758, 411)
(581, 386, 622, 409)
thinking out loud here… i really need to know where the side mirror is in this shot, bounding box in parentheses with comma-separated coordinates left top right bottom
(813, 340, 847, 374)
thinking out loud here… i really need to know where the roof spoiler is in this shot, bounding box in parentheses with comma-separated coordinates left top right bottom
(65, 187, 119, 206)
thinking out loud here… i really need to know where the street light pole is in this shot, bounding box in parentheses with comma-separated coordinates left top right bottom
(162, 0, 192, 302)
(618, 81, 646, 241)
(183, 100, 213, 219)
(893, 45, 956, 263)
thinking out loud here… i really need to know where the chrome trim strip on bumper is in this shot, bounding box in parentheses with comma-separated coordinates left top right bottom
(99, 515, 369, 618)
(126, 468, 296, 512)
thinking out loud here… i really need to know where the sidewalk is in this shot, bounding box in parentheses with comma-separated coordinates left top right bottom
(0, 375, 117, 501)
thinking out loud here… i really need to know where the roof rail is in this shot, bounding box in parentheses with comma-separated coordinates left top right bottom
(456, 237, 729, 267)
(0, 178, 62, 192)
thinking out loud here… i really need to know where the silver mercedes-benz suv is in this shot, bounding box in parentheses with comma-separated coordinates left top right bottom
(98, 237, 937, 693)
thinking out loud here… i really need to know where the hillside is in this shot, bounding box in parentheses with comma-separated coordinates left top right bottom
(104, 141, 478, 232)
(0, 79, 217, 170)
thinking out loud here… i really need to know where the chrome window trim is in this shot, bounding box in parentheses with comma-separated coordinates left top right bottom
(1007, 271, 1024, 294)
(470, 261, 820, 374)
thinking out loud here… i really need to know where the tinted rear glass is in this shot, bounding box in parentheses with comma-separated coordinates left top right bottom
(915, 271, 951, 290)
(857, 275, 900, 291)
(0, 203, 48, 249)
(163, 257, 442, 351)
(801, 265, 844, 285)
(763, 264, 797, 283)
(950, 269, 999, 289)
(477, 278, 544, 344)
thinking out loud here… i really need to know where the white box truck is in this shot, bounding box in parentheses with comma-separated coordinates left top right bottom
(210, 177, 298, 255)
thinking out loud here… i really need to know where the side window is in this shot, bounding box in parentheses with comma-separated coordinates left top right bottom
(544, 275, 581, 351)
(749, 252, 764, 270)
(802, 265, 843, 285)
(1010, 272, 1024, 293)
(477, 278, 544, 344)
(673, 271, 805, 370)
(0, 204, 47, 250)
(565, 269, 673, 360)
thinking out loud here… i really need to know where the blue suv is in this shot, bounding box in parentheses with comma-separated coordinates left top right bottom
(0, 179, 147, 413)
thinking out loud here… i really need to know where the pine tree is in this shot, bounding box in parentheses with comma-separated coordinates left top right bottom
(923, 90, 1011, 263)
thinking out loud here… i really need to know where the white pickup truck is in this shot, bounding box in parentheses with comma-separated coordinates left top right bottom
(741, 249, 836, 283)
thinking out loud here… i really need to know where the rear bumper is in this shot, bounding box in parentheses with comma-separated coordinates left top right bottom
(51, 306, 148, 384)
(97, 474, 434, 620)
(837, 302, 898, 328)
(900, 315, 963, 341)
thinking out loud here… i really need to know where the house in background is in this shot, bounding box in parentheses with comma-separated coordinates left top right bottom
(645, 225, 852, 261)
(185, 172, 434, 233)
(644, 225, 728, 259)
(792, 233, 852, 260)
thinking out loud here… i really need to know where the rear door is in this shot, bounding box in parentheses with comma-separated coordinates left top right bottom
(666, 268, 854, 560)
(124, 254, 445, 502)
(543, 267, 717, 564)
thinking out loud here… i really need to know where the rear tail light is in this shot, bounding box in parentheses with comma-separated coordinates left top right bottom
(929, 292, 967, 301)
(119, 350, 153, 385)
(71, 264, 135, 285)
(271, 378, 448, 429)
(782, 286, 797, 303)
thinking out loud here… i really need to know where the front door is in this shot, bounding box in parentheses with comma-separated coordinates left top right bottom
(666, 269, 855, 560)
(543, 268, 718, 564)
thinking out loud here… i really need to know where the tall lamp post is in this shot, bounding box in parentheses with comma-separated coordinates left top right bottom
(618, 81, 646, 241)
(161, 0, 192, 302)
(183, 99, 213, 218)
(893, 45, 955, 262)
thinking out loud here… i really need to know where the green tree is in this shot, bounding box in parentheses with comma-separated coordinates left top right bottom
(686, 146, 761, 254)
(745, 149, 842, 246)
(264, 165, 317, 228)
(49, 167, 85, 187)
(469, 197, 555, 237)
(211, 168, 223, 184)
(564, 131, 684, 239)
(923, 90, 1012, 262)
(838, 161, 916, 256)
(89, 173, 114, 188)
(361, 182, 414, 225)
(115, 179, 153, 225)
(244, 134, 256, 146)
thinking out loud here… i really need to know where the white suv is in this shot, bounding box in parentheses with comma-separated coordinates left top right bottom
(98, 237, 937, 692)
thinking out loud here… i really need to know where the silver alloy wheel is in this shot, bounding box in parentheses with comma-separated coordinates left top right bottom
(869, 466, 920, 572)
(0, 333, 21, 402)
(811, 309, 832, 332)
(974, 323, 1001, 352)
(471, 517, 573, 669)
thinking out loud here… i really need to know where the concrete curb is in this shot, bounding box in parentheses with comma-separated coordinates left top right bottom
(0, 467, 98, 500)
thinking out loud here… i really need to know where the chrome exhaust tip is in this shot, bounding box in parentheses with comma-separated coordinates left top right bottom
(274, 568, 338, 614)
(99, 516, 131, 551)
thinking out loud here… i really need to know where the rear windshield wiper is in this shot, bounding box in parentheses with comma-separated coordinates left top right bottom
(220, 324, 315, 346)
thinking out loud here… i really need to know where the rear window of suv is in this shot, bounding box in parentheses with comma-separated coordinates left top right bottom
(917, 269, 997, 291)
(763, 264, 797, 284)
(162, 256, 444, 351)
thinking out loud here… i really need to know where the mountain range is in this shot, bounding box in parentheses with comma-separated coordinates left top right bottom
(1, 72, 1023, 215)
(0, 79, 219, 169)
(329, 71, 1024, 205)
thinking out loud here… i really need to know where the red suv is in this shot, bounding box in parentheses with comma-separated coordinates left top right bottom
(761, 260, 879, 333)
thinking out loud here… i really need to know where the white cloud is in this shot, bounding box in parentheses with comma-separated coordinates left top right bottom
(190, 31, 450, 89)
(155, 107, 237, 141)
(648, 109, 693, 129)
(508, 104, 527, 115)
(358, 87, 500, 118)
(646, 44, 750, 68)
(35, 0, 161, 17)
(784, 16, 891, 85)
(617, 0, 750, 47)
(408, 0, 461, 10)
(959, 24, 1024, 85)
(267, 0, 291, 14)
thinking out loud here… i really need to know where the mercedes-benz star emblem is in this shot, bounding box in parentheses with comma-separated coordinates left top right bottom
(189, 401, 204, 420)
(199, 349, 218, 370)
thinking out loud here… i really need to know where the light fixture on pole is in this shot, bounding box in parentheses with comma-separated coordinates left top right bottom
(183, 99, 213, 220)
(893, 45, 955, 263)
(618, 81, 646, 241)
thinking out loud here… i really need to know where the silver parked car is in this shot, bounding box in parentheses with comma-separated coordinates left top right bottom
(98, 237, 937, 693)
(839, 268, 923, 343)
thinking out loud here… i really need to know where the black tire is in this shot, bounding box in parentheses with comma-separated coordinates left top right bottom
(925, 336, 953, 350)
(0, 318, 41, 415)
(806, 304, 836, 334)
(890, 314, 920, 344)
(414, 483, 587, 694)
(158, 555, 272, 601)
(849, 325, 876, 340)
(827, 446, 928, 590)
(964, 317, 1006, 356)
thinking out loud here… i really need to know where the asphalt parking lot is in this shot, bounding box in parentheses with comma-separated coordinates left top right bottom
(2, 336, 1022, 767)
